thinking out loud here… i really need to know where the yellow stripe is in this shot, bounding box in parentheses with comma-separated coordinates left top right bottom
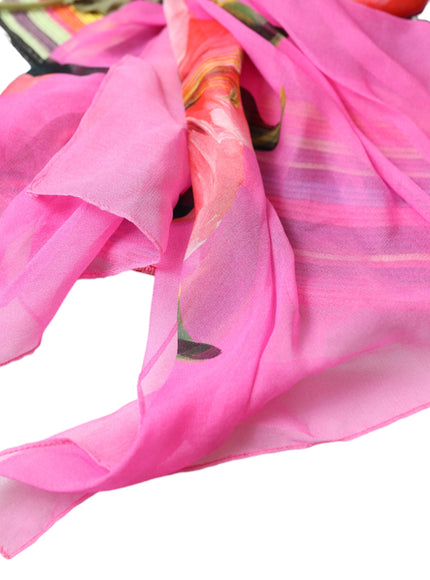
(286, 134, 353, 156)
(407, 171, 430, 178)
(380, 146, 422, 160)
(71, 6, 102, 24)
(288, 161, 373, 176)
(294, 249, 430, 263)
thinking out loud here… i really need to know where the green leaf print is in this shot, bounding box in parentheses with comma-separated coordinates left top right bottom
(177, 300, 221, 361)
(215, 0, 288, 46)
(242, 86, 286, 151)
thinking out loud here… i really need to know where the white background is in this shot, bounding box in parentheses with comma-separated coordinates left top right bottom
(2, 8, 430, 578)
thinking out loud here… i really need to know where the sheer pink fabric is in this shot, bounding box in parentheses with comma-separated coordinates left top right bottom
(1, 0, 430, 558)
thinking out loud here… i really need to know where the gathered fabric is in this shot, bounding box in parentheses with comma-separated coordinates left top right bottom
(1, 0, 430, 558)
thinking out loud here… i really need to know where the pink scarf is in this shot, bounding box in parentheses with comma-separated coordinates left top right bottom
(2, 0, 430, 558)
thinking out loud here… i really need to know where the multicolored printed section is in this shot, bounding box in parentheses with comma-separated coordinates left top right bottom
(0, 1, 100, 64)
(0, 0, 426, 68)
(0, 0, 162, 65)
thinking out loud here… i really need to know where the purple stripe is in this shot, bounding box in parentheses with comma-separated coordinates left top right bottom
(13, 11, 59, 53)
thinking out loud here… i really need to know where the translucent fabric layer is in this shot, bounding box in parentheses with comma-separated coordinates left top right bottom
(1, 0, 430, 558)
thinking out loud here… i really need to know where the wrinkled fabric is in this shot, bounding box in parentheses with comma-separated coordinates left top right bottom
(1, 0, 430, 558)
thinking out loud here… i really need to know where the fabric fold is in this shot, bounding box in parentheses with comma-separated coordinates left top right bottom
(0, 21, 190, 367)
(28, 31, 190, 256)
